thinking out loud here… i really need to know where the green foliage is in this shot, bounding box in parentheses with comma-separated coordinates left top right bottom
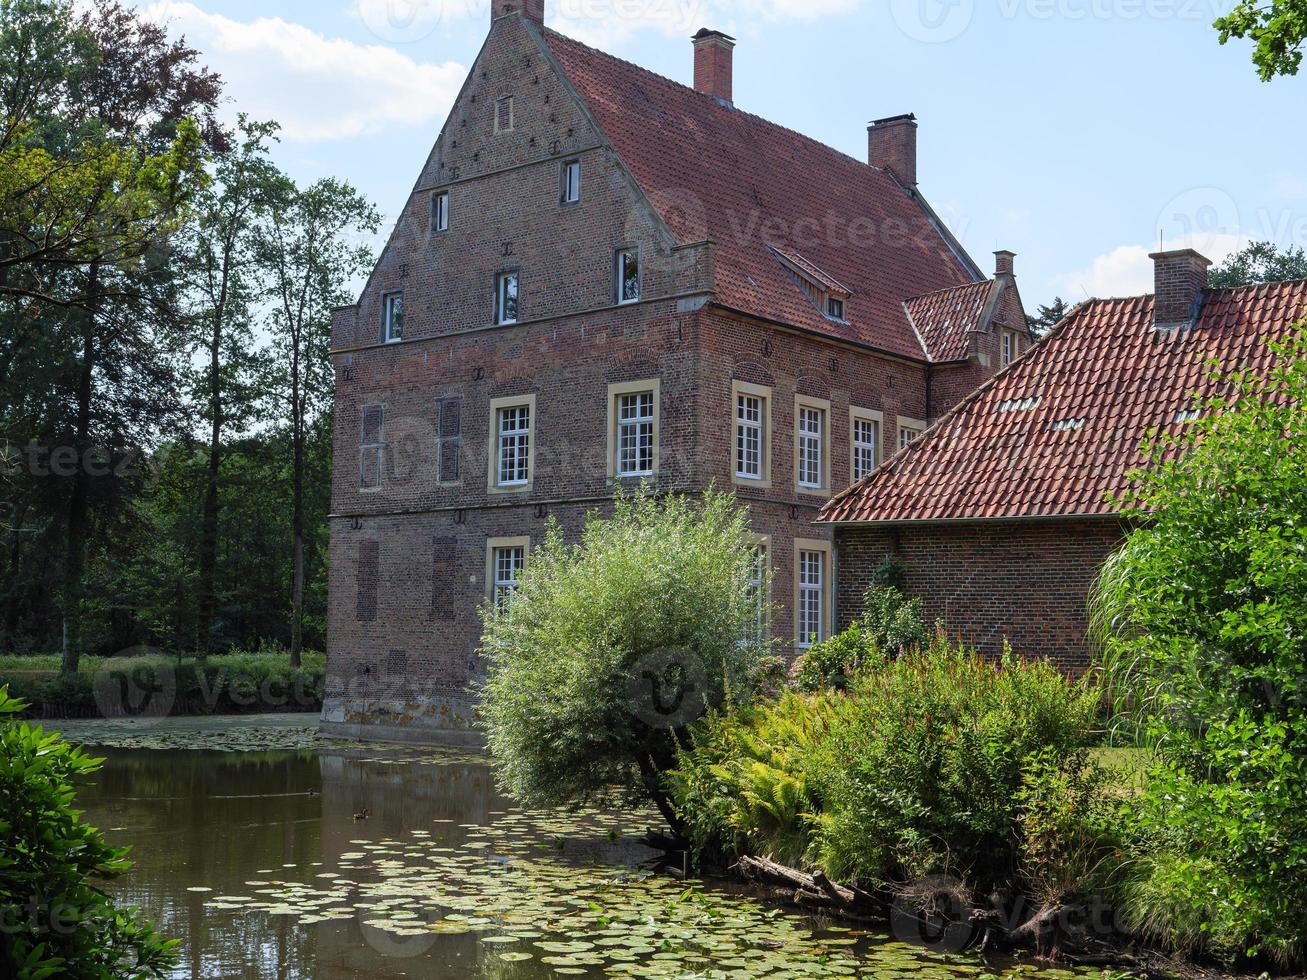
(1093, 332, 1307, 968)
(792, 578, 924, 693)
(0, 686, 177, 978)
(479, 490, 769, 819)
(861, 583, 927, 655)
(1028, 297, 1071, 339)
(1216, 0, 1307, 80)
(792, 622, 883, 693)
(671, 638, 1101, 892)
(1208, 240, 1307, 289)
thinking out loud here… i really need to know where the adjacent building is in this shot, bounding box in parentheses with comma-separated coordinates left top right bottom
(323, 0, 1028, 742)
(819, 250, 1307, 671)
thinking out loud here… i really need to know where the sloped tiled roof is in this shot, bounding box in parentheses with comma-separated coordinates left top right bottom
(541, 28, 982, 360)
(905, 280, 996, 362)
(819, 279, 1307, 524)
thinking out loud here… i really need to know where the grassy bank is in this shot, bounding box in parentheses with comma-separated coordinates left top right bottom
(0, 650, 326, 718)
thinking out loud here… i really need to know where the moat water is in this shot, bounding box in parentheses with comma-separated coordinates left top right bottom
(69, 721, 1129, 980)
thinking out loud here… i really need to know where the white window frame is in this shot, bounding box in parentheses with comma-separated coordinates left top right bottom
(850, 407, 884, 483)
(616, 247, 641, 306)
(360, 404, 384, 492)
(432, 190, 450, 234)
(607, 380, 660, 479)
(1002, 330, 1016, 367)
(382, 291, 404, 344)
(496, 271, 520, 326)
(794, 395, 831, 496)
(794, 538, 831, 650)
(561, 159, 581, 205)
(732, 381, 772, 488)
(897, 416, 926, 452)
(486, 536, 530, 608)
(494, 96, 515, 134)
(488, 395, 536, 494)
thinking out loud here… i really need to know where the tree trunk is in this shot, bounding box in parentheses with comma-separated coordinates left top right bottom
(194, 295, 226, 658)
(62, 261, 99, 675)
(289, 345, 304, 668)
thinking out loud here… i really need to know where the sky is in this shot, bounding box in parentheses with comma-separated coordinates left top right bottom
(134, 0, 1307, 310)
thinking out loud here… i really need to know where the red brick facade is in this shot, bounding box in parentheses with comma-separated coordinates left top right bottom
(324, 10, 1020, 741)
(834, 519, 1127, 672)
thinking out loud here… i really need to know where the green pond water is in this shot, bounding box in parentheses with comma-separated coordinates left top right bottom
(69, 720, 1132, 980)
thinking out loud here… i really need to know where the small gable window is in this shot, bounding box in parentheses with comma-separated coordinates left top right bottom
(616, 248, 641, 305)
(382, 291, 404, 343)
(561, 160, 581, 205)
(494, 96, 515, 134)
(826, 297, 846, 321)
(496, 272, 519, 325)
(432, 191, 449, 234)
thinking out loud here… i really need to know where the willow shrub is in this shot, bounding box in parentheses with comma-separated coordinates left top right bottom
(0, 687, 177, 979)
(1092, 333, 1307, 969)
(478, 490, 769, 825)
(671, 638, 1101, 890)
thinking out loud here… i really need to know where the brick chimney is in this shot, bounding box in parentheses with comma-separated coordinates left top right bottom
(995, 250, 1016, 278)
(868, 113, 917, 187)
(692, 29, 735, 106)
(1150, 248, 1211, 329)
(493, 0, 543, 24)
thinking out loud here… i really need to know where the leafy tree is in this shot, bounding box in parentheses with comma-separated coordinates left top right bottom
(257, 177, 377, 666)
(479, 490, 769, 830)
(1216, 0, 1307, 80)
(1208, 240, 1307, 289)
(1093, 332, 1307, 967)
(0, 686, 177, 977)
(1028, 297, 1070, 339)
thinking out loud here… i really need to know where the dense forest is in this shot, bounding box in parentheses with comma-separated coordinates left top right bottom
(0, 0, 378, 667)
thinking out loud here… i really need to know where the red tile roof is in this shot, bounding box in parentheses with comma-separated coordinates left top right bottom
(819, 280, 1307, 524)
(905, 280, 996, 362)
(542, 28, 982, 361)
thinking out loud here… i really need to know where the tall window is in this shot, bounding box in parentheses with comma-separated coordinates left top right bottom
(1002, 331, 1017, 366)
(851, 410, 881, 482)
(561, 160, 581, 204)
(796, 403, 827, 491)
(383, 291, 404, 343)
(432, 191, 449, 233)
(737, 395, 764, 479)
(496, 405, 531, 487)
(494, 96, 514, 134)
(497, 272, 519, 325)
(360, 405, 384, 490)
(492, 545, 525, 608)
(616, 391, 655, 477)
(616, 248, 640, 305)
(746, 542, 769, 645)
(436, 397, 462, 484)
(797, 548, 825, 649)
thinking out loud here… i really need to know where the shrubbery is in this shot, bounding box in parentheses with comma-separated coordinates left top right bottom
(1094, 333, 1307, 969)
(0, 687, 177, 978)
(792, 579, 925, 692)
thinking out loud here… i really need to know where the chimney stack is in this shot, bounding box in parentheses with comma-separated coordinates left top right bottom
(995, 250, 1016, 278)
(868, 114, 917, 187)
(1150, 248, 1211, 329)
(692, 29, 736, 106)
(492, 0, 543, 25)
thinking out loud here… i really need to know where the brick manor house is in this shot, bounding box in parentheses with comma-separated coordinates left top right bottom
(324, 0, 1030, 742)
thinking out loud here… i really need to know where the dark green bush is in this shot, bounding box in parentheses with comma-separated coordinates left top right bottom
(791, 582, 924, 692)
(0, 687, 177, 978)
(791, 623, 882, 693)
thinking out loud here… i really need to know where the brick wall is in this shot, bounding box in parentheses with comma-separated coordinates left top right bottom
(834, 519, 1127, 671)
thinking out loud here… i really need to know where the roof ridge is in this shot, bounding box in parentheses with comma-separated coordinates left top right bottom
(906, 279, 994, 303)
(541, 26, 885, 179)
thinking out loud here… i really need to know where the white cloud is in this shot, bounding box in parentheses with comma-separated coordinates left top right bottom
(1055, 233, 1248, 300)
(142, 2, 467, 141)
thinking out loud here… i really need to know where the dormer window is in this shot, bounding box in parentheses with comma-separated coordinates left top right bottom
(769, 246, 852, 323)
(494, 97, 515, 134)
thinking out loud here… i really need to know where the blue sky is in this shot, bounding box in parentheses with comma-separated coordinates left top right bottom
(136, 0, 1307, 309)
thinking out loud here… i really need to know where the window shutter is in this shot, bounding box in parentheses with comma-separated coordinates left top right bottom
(357, 539, 379, 622)
(430, 536, 457, 621)
(437, 397, 463, 483)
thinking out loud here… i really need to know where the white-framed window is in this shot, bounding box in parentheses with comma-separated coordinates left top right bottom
(494, 96, 514, 134)
(360, 404, 384, 490)
(795, 540, 830, 649)
(561, 159, 581, 205)
(850, 407, 883, 482)
(732, 381, 772, 487)
(486, 537, 530, 609)
(432, 191, 450, 234)
(496, 271, 519, 325)
(383, 291, 404, 343)
(489, 395, 535, 492)
(746, 538, 770, 646)
(616, 247, 641, 305)
(898, 417, 925, 451)
(608, 381, 659, 478)
(795, 396, 830, 494)
(1002, 330, 1017, 366)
